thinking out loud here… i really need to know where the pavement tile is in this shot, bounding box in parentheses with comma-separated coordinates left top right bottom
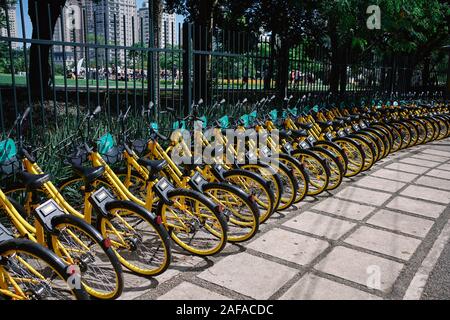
(371, 169, 418, 183)
(314, 246, 404, 292)
(197, 253, 297, 299)
(386, 196, 445, 218)
(437, 163, 450, 171)
(385, 163, 428, 174)
(400, 185, 450, 204)
(422, 148, 450, 158)
(415, 175, 450, 191)
(399, 157, 440, 168)
(158, 282, 230, 300)
(426, 169, 450, 180)
(280, 273, 381, 300)
(120, 269, 179, 300)
(354, 176, 405, 193)
(282, 211, 356, 240)
(335, 186, 392, 206)
(312, 198, 376, 220)
(345, 226, 421, 260)
(411, 153, 449, 163)
(367, 209, 434, 238)
(248, 228, 329, 265)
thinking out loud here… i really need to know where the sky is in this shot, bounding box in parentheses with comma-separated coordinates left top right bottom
(15, 0, 184, 39)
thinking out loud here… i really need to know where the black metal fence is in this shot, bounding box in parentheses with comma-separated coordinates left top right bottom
(0, 0, 449, 142)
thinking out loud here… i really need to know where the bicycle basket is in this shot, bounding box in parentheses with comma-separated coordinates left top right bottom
(0, 139, 21, 176)
(66, 146, 88, 166)
(97, 133, 122, 165)
(132, 139, 147, 156)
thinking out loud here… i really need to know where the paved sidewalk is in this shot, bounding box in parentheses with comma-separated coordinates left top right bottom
(122, 138, 450, 300)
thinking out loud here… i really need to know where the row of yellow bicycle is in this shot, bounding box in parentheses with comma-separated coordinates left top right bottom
(0, 98, 449, 299)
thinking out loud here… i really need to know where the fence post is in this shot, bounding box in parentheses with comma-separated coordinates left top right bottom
(182, 22, 192, 116)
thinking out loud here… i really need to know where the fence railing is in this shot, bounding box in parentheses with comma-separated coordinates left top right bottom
(0, 0, 449, 146)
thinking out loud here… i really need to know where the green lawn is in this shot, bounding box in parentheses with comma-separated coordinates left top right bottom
(0, 73, 334, 91)
(0, 73, 182, 89)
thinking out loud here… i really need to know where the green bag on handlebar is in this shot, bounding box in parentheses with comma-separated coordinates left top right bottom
(0, 139, 17, 163)
(240, 114, 250, 127)
(172, 120, 186, 130)
(150, 122, 159, 132)
(219, 115, 229, 128)
(269, 109, 278, 122)
(97, 133, 115, 154)
(199, 116, 207, 129)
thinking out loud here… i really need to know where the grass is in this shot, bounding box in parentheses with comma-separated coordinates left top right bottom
(0, 73, 336, 91)
(0, 74, 182, 89)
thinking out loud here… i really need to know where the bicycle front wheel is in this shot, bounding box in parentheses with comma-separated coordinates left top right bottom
(0, 238, 89, 300)
(48, 214, 124, 300)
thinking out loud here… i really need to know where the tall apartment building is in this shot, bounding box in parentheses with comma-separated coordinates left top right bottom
(0, 3, 18, 49)
(137, 0, 177, 48)
(87, 0, 138, 63)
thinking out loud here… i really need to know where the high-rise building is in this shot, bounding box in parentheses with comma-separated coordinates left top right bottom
(87, 0, 138, 63)
(137, 0, 177, 48)
(0, 3, 18, 49)
(160, 11, 176, 47)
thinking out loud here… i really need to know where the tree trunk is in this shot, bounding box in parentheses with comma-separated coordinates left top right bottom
(193, 23, 210, 103)
(192, 0, 216, 105)
(28, 0, 66, 101)
(275, 38, 289, 99)
(404, 55, 414, 93)
(422, 56, 430, 91)
(329, 23, 339, 95)
(339, 47, 348, 95)
(264, 35, 275, 91)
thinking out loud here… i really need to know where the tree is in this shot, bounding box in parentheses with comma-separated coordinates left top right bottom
(26, 0, 67, 100)
(167, 0, 221, 103)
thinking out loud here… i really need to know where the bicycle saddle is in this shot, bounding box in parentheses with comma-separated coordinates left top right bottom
(72, 165, 105, 185)
(17, 171, 50, 190)
(332, 119, 344, 126)
(296, 123, 314, 130)
(336, 116, 352, 122)
(316, 120, 333, 129)
(349, 114, 360, 120)
(290, 129, 309, 138)
(137, 159, 167, 179)
(279, 130, 293, 140)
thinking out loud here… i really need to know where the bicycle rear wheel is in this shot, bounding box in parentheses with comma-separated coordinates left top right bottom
(156, 189, 227, 256)
(203, 182, 259, 243)
(223, 169, 275, 224)
(97, 200, 171, 276)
